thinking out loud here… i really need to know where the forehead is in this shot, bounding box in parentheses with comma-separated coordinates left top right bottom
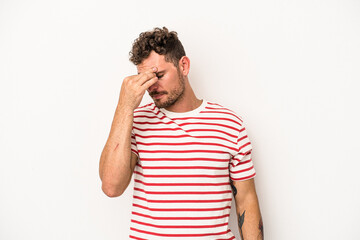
(137, 51, 172, 73)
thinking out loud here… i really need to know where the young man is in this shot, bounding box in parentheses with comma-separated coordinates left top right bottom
(99, 27, 264, 240)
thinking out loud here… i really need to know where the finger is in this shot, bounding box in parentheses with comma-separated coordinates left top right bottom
(141, 75, 158, 90)
(136, 67, 158, 84)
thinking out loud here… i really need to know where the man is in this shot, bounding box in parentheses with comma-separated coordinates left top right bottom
(99, 26, 264, 240)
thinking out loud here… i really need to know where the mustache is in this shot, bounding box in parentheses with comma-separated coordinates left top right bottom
(151, 92, 166, 96)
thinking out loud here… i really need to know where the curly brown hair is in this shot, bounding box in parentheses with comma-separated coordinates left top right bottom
(129, 26, 186, 67)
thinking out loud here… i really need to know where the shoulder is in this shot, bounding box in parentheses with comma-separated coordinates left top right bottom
(205, 99, 245, 127)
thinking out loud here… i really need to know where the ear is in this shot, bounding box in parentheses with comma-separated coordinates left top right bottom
(178, 56, 190, 76)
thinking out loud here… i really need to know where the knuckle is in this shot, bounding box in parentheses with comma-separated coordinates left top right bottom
(124, 76, 134, 83)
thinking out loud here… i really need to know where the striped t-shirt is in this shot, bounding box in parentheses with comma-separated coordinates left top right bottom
(129, 99, 256, 240)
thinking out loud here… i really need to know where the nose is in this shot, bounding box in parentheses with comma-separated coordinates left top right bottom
(147, 81, 159, 94)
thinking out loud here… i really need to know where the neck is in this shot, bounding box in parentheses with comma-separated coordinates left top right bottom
(163, 79, 202, 113)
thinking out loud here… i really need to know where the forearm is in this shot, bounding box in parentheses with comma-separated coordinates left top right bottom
(236, 193, 264, 240)
(99, 103, 134, 194)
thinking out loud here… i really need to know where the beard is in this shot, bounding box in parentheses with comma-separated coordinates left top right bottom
(153, 67, 185, 109)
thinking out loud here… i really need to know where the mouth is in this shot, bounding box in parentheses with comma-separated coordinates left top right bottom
(153, 93, 165, 99)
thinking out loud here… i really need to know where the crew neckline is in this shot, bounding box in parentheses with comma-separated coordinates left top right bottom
(159, 99, 207, 118)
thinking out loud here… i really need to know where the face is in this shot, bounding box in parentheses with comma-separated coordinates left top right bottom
(137, 51, 186, 109)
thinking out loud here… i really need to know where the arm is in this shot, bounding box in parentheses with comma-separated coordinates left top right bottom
(99, 67, 159, 198)
(230, 178, 264, 240)
(99, 104, 138, 197)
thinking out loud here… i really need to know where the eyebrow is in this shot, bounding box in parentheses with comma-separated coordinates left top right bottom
(137, 70, 166, 75)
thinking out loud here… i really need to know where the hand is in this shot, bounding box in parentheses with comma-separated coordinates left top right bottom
(118, 67, 158, 111)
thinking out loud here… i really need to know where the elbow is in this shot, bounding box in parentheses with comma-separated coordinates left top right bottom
(101, 183, 124, 198)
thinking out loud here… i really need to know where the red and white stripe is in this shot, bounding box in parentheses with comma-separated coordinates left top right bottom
(129, 100, 256, 239)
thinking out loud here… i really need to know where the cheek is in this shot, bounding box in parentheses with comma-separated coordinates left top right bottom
(163, 73, 177, 84)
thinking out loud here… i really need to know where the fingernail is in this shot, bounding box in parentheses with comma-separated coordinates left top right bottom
(152, 67, 157, 71)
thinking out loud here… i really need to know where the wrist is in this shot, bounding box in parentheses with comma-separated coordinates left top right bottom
(117, 103, 134, 115)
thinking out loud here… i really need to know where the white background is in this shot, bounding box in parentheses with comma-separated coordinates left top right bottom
(1, 0, 359, 239)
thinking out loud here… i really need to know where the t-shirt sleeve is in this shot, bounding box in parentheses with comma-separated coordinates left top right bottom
(130, 128, 139, 158)
(229, 120, 256, 181)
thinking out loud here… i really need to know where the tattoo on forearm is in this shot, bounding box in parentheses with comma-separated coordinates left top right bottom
(238, 210, 245, 239)
(230, 179, 262, 239)
(258, 216, 264, 240)
(229, 178, 237, 197)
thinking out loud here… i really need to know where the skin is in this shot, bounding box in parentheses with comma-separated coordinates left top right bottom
(118, 66, 159, 112)
(137, 50, 203, 112)
(230, 178, 264, 239)
(99, 66, 160, 197)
